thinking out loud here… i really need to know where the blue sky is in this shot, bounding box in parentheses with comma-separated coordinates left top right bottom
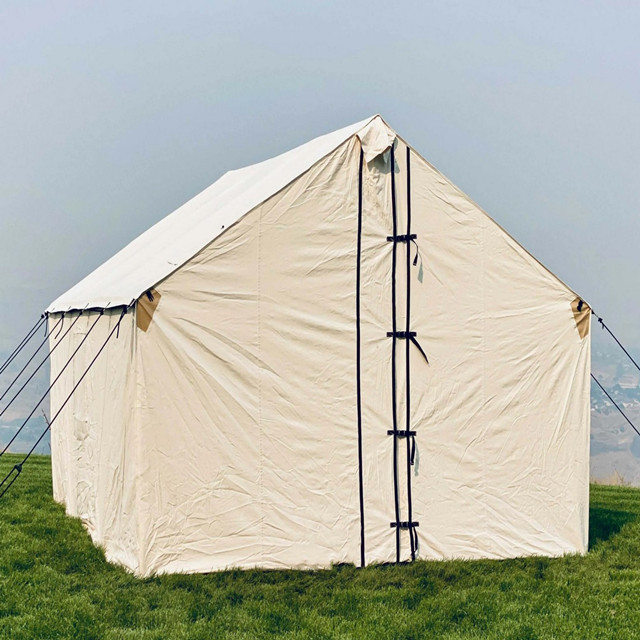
(1, 0, 639, 351)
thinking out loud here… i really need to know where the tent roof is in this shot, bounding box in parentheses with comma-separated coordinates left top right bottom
(47, 115, 391, 313)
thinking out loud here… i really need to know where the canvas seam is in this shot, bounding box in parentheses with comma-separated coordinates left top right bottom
(481, 211, 488, 554)
(258, 206, 264, 561)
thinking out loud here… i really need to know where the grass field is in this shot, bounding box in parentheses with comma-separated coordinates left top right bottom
(1, 455, 640, 639)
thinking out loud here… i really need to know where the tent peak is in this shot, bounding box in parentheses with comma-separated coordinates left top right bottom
(356, 115, 397, 162)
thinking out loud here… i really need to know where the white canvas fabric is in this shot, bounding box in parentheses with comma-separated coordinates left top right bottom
(48, 116, 590, 576)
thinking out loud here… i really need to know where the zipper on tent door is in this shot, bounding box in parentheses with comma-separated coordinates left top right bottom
(387, 144, 419, 562)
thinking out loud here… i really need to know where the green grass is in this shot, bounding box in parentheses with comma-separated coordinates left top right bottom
(1, 455, 640, 639)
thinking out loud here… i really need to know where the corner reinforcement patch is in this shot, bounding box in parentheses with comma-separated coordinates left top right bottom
(136, 289, 161, 332)
(571, 297, 590, 340)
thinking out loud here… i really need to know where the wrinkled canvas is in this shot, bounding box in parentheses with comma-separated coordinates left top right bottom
(48, 117, 590, 576)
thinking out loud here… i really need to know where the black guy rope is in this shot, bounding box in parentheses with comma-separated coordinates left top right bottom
(0, 312, 83, 420)
(0, 311, 104, 461)
(0, 314, 64, 408)
(0, 308, 127, 500)
(0, 315, 47, 377)
(593, 311, 640, 375)
(591, 373, 640, 439)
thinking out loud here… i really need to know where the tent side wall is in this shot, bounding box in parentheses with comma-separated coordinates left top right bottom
(132, 137, 363, 576)
(49, 308, 141, 572)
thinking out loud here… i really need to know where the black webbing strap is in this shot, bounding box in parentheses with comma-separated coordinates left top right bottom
(387, 234, 417, 243)
(389, 521, 420, 558)
(356, 146, 366, 568)
(404, 145, 416, 561)
(0, 308, 128, 499)
(390, 142, 401, 564)
(411, 237, 420, 267)
(386, 331, 429, 364)
(387, 330, 416, 338)
(390, 521, 420, 528)
(408, 334, 429, 364)
(0, 315, 46, 377)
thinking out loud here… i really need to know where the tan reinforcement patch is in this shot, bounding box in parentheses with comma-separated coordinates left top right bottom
(571, 297, 590, 340)
(137, 289, 161, 332)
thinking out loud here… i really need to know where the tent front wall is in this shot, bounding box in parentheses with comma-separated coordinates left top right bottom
(49, 129, 590, 577)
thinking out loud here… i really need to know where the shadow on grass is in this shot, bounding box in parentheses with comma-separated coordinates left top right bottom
(589, 506, 638, 549)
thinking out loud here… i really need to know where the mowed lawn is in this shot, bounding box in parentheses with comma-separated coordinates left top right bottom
(1, 455, 640, 639)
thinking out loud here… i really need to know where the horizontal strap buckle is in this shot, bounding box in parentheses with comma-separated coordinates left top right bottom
(387, 331, 429, 364)
(387, 429, 416, 437)
(390, 521, 420, 529)
(386, 234, 417, 243)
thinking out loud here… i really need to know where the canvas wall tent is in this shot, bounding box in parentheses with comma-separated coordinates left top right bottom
(46, 115, 591, 577)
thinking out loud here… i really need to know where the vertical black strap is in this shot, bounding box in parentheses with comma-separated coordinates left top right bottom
(390, 143, 401, 563)
(356, 146, 366, 568)
(405, 146, 416, 561)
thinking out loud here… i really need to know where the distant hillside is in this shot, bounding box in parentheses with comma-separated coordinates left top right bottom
(0, 347, 50, 455)
(590, 338, 640, 485)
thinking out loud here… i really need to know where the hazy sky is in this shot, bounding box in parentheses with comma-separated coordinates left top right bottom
(1, 1, 639, 352)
